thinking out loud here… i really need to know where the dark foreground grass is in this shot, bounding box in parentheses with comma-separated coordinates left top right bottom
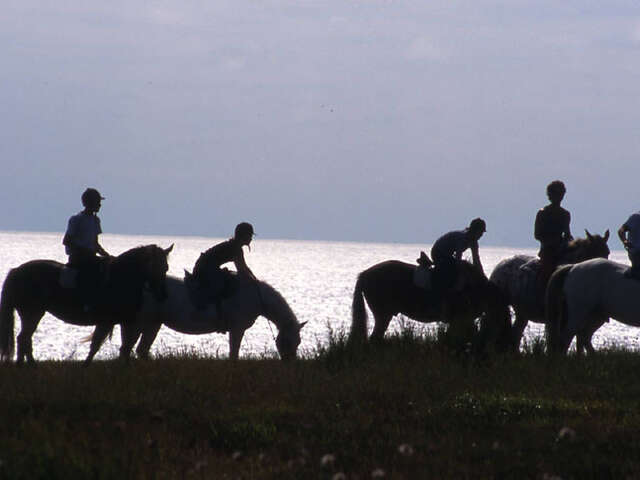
(2, 329, 640, 479)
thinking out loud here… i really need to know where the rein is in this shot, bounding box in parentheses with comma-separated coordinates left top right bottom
(254, 280, 278, 343)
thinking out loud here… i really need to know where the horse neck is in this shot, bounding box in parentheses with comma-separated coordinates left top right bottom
(563, 239, 600, 263)
(109, 248, 147, 286)
(258, 281, 298, 332)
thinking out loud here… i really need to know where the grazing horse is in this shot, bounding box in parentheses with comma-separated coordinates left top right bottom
(546, 258, 640, 355)
(127, 272, 307, 361)
(350, 259, 511, 351)
(490, 230, 610, 350)
(0, 244, 173, 365)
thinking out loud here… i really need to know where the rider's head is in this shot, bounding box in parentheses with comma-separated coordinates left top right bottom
(546, 180, 566, 204)
(234, 222, 255, 246)
(81, 188, 104, 213)
(468, 218, 486, 240)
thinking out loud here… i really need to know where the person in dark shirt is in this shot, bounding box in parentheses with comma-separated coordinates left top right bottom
(191, 222, 256, 308)
(534, 180, 573, 295)
(431, 217, 486, 275)
(428, 218, 486, 302)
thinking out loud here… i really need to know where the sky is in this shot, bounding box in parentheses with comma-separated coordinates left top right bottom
(1, 1, 639, 247)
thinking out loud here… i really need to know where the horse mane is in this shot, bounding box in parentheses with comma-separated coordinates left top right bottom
(257, 280, 298, 330)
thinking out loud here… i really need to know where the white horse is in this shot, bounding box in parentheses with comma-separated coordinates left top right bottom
(123, 273, 307, 361)
(490, 230, 609, 350)
(545, 258, 639, 354)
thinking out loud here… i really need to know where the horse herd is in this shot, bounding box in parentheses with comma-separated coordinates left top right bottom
(0, 228, 634, 365)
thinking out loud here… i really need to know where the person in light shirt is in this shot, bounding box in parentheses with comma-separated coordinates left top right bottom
(62, 188, 111, 310)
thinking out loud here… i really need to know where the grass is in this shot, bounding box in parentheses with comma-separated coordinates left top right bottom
(2, 325, 640, 479)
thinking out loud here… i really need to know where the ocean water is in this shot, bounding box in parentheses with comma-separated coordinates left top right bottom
(0, 231, 634, 360)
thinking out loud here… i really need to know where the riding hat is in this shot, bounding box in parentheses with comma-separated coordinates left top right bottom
(81, 188, 105, 207)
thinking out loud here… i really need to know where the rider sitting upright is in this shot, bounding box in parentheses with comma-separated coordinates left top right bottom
(191, 222, 257, 309)
(618, 210, 640, 280)
(534, 180, 573, 294)
(62, 188, 111, 310)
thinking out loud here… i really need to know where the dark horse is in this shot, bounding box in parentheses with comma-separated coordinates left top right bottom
(0, 244, 173, 365)
(350, 259, 511, 351)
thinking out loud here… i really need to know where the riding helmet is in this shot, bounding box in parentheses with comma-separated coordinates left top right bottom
(81, 188, 105, 207)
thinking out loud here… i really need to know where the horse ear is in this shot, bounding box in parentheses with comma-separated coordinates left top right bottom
(585, 229, 593, 240)
(165, 244, 174, 255)
(298, 321, 308, 330)
(184, 269, 192, 279)
(604, 229, 610, 241)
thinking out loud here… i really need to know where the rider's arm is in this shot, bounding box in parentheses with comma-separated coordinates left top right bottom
(96, 241, 110, 257)
(234, 250, 256, 280)
(564, 211, 573, 241)
(534, 209, 545, 242)
(470, 242, 484, 275)
(619, 224, 629, 249)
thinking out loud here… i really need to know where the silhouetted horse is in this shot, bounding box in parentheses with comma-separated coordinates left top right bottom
(490, 230, 609, 351)
(0, 244, 173, 365)
(546, 258, 640, 354)
(128, 272, 306, 361)
(350, 259, 511, 351)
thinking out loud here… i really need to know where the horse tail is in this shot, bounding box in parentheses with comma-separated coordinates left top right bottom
(350, 273, 368, 342)
(0, 268, 18, 361)
(545, 264, 573, 353)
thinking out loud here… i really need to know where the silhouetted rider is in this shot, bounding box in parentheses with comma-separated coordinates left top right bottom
(534, 180, 572, 292)
(62, 188, 111, 310)
(191, 222, 256, 308)
(431, 218, 486, 275)
(618, 210, 640, 280)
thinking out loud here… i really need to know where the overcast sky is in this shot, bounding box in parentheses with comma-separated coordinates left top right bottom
(1, 1, 639, 247)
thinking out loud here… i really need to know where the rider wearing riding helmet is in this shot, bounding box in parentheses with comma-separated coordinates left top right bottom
(63, 188, 110, 265)
(62, 188, 111, 310)
(192, 222, 257, 308)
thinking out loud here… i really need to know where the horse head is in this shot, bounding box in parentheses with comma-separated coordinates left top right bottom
(142, 244, 173, 302)
(275, 320, 307, 361)
(565, 229, 610, 263)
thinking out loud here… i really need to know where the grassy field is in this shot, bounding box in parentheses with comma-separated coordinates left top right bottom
(1, 327, 640, 479)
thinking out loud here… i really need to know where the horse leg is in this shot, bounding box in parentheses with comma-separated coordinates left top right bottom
(135, 322, 162, 360)
(370, 309, 392, 343)
(229, 328, 246, 360)
(84, 323, 112, 366)
(578, 315, 605, 355)
(510, 309, 528, 352)
(16, 309, 44, 365)
(119, 321, 141, 362)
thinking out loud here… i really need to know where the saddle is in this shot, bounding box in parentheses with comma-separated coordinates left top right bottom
(59, 257, 110, 291)
(185, 268, 238, 310)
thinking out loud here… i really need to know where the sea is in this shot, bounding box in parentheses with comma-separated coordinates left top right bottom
(0, 231, 635, 361)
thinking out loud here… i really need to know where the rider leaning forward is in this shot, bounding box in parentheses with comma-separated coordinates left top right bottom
(192, 222, 257, 308)
(534, 180, 573, 292)
(431, 217, 487, 276)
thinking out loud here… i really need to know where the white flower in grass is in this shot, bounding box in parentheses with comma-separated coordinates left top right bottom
(372, 467, 386, 478)
(397, 443, 414, 456)
(321, 453, 336, 468)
